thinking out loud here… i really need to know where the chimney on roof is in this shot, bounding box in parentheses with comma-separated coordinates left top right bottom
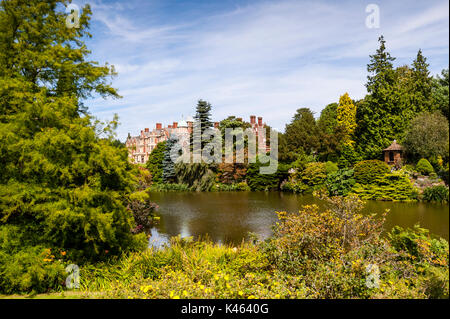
(144, 128, 149, 132)
(156, 123, 162, 130)
(173, 122, 178, 128)
(258, 117, 263, 126)
(250, 115, 256, 124)
(214, 122, 220, 129)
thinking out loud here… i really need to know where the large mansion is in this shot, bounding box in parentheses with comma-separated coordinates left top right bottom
(126, 115, 268, 164)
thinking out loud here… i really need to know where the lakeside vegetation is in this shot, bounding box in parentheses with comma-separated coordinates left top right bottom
(0, 0, 448, 299)
(142, 39, 449, 202)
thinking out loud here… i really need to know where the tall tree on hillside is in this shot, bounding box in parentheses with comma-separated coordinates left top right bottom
(432, 68, 449, 120)
(408, 49, 433, 114)
(0, 0, 143, 263)
(355, 36, 404, 159)
(284, 108, 319, 157)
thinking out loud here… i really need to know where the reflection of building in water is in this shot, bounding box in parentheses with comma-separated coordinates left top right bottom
(126, 115, 268, 164)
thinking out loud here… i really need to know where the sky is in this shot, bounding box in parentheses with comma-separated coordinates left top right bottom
(75, 0, 449, 141)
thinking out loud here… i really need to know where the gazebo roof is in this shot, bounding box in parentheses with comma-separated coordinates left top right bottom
(383, 140, 403, 152)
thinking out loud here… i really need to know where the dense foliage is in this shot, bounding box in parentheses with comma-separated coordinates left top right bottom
(404, 112, 449, 162)
(146, 141, 166, 184)
(0, 0, 147, 264)
(422, 186, 449, 203)
(353, 160, 391, 184)
(416, 158, 435, 176)
(351, 172, 418, 201)
(73, 196, 449, 299)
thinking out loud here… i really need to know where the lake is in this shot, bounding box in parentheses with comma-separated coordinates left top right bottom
(148, 191, 449, 248)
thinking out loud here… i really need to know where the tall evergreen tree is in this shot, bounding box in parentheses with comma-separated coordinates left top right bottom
(0, 0, 142, 262)
(355, 36, 404, 159)
(408, 49, 433, 114)
(163, 137, 177, 183)
(146, 141, 166, 184)
(192, 99, 213, 157)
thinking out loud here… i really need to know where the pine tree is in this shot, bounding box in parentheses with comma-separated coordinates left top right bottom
(192, 99, 213, 158)
(355, 36, 404, 159)
(163, 137, 177, 183)
(146, 141, 166, 184)
(408, 49, 433, 113)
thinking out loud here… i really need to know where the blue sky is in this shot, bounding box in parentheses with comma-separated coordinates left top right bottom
(76, 0, 449, 140)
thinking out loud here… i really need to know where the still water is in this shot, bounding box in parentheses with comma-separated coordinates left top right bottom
(148, 191, 449, 247)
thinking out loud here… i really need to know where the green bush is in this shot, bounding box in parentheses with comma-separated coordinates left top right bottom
(422, 186, 449, 203)
(353, 160, 390, 184)
(148, 183, 190, 192)
(0, 244, 66, 294)
(326, 168, 355, 196)
(338, 144, 361, 168)
(247, 159, 289, 191)
(212, 182, 251, 191)
(325, 161, 339, 175)
(351, 172, 419, 201)
(301, 162, 328, 186)
(416, 159, 435, 175)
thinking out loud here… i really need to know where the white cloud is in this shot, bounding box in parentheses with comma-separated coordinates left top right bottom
(83, 0, 449, 140)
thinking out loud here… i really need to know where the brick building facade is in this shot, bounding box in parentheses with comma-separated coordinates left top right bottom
(126, 115, 268, 164)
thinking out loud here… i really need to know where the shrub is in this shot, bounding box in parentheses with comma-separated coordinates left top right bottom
(247, 159, 289, 191)
(422, 186, 449, 203)
(353, 160, 390, 184)
(0, 245, 66, 294)
(351, 172, 419, 201)
(301, 162, 327, 186)
(175, 163, 216, 191)
(127, 191, 158, 234)
(212, 182, 251, 192)
(338, 144, 361, 168)
(263, 195, 384, 276)
(326, 168, 355, 196)
(325, 161, 339, 175)
(148, 183, 190, 192)
(438, 165, 449, 185)
(416, 158, 435, 176)
(216, 163, 247, 184)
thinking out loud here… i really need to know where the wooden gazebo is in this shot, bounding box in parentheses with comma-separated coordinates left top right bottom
(383, 140, 403, 166)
